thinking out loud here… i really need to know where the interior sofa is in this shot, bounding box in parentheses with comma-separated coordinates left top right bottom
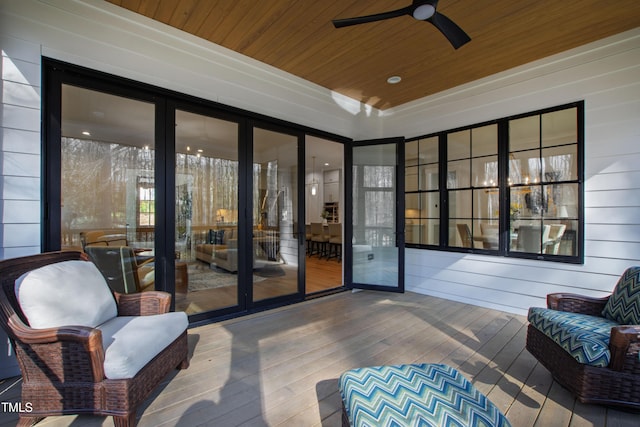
(195, 227, 237, 265)
(526, 266, 640, 410)
(195, 227, 275, 273)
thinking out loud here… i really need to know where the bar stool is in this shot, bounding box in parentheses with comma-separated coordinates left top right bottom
(310, 222, 329, 257)
(327, 223, 342, 261)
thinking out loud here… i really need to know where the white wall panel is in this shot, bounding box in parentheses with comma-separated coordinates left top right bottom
(0, 128, 39, 154)
(1, 200, 40, 223)
(586, 189, 640, 207)
(1, 26, 42, 258)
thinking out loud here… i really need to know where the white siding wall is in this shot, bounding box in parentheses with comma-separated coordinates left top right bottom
(0, 35, 42, 259)
(383, 29, 640, 315)
(1, 0, 639, 316)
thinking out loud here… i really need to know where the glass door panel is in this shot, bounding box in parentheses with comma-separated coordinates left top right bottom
(174, 110, 239, 315)
(350, 141, 404, 291)
(252, 128, 299, 303)
(305, 136, 344, 294)
(61, 84, 157, 294)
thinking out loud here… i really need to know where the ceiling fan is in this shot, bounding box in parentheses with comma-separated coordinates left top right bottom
(332, 0, 471, 49)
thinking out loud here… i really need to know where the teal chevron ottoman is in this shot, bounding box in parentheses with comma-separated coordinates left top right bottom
(339, 363, 511, 427)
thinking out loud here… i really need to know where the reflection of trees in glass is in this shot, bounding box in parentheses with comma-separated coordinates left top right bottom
(63, 138, 240, 247)
(176, 153, 238, 226)
(361, 165, 395, 246)
(62, 138, 153, 233)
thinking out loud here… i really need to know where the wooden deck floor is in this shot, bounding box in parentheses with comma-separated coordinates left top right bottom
(1, 290, 638, 427)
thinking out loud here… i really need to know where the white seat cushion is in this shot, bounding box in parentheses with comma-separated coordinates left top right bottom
(15, 260, 117, 329)
(97, 311, 188, 379)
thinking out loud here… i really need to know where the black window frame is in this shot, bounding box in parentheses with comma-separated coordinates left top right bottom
(405, 101, 584, 264)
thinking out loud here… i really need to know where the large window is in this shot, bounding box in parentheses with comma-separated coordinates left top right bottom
(405, 102, 583, 263)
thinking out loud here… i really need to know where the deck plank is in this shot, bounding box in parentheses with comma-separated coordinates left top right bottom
(1, 291, 638, 427)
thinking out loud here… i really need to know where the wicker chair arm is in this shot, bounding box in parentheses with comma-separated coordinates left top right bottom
(7, 313, 106, 382)
(609, 325, 640, 371)
(7, 313, 102, 345)
(115, 291, 171, 316)
(547, 293, 609, 315)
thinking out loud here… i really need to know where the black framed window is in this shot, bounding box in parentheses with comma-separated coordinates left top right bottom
(405, 102, 583, 263)
(405, 136, 439, 245)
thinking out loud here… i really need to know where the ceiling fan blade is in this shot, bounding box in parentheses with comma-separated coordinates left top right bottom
(332, 6, 412, 28)
(428, 12, 471, 49)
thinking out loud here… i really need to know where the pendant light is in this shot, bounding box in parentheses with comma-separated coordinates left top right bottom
(311, 156, 318, 196)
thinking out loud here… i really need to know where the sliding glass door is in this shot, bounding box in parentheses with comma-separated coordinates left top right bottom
(174, 109, 240, 315)
(59, 84, 159, 294)
(251, 126, 302, 305)
(46, 59, 345, 322)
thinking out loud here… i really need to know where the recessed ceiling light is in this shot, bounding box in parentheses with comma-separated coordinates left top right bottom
(387, 76, 402, 84)
(324, 162, 330, 166)
(82, 131, 91, 136)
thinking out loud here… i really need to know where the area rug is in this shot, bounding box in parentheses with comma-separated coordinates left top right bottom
(187, 263, 265, 292)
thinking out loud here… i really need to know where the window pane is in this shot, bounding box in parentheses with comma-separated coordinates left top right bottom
(542, 108, 577, 147)
(421, 192, 439, 218)
(546, 183, 579, 219)
(510, 115, 539, 152)
(449, 189, 472, 219)
(509, 150, 541, 185)
(406, 193, 420, 218)
(451, 221, 473, 248)
(472, 156, 498, 187)
(542, 145, 578, 181)
(513, 222, 546, 254)
(420, 164, 439, 190)
(421, 219, 440, 245)
(448, 130, 469, 161)
(473, 189, 499, 220)
(447, 160, 470, 188)
(419, 136, 439, 164)
(406, 140, 419, 165)
(405, 165, 419, 191)
(475, 220, 499, 250)
(472, 124, 497, 157)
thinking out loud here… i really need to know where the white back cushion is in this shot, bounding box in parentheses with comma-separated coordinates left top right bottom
(15, 260, 117, 329)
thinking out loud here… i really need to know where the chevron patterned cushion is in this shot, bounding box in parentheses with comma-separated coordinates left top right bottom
(528, 307, 618, 367)
(602, 266, 640, 325)
(339, 363, 511, 427)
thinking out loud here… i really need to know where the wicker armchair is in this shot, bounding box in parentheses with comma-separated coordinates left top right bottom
(0, 251, 189, 427)
(526, 267, 640, 410)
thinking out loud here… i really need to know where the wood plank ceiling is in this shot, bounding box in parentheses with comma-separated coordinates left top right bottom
(107, 0, 640, 110)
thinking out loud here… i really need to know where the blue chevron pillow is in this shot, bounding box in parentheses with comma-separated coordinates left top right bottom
(602, 266, 640, 325)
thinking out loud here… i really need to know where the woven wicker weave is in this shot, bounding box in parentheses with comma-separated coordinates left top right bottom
(526, 292, 640, 410)
(0, 251, 189, 427)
